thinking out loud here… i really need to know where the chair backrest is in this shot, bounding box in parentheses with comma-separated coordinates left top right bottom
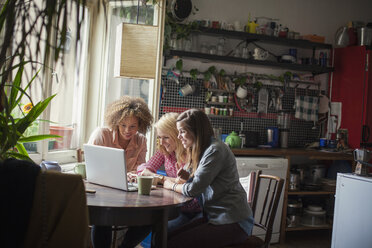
(250, 171, 284, 248)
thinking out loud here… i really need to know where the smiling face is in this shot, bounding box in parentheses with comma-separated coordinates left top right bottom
(176, 121, 194, 149)
(118, 116, 139, 141)
(157, 128, 177, 154)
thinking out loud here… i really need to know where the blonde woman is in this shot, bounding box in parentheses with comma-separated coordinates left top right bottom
(137, 112, 202, 232)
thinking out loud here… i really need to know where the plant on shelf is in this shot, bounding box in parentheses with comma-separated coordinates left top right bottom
(163, 4, 199, 52)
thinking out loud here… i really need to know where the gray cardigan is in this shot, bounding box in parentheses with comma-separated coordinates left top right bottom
(182, 138, 252, 225)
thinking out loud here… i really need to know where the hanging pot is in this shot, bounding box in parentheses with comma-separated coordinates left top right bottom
(171, 0, 193, 22)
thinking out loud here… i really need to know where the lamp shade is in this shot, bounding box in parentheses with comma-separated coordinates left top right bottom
(114, 23, 159, 79)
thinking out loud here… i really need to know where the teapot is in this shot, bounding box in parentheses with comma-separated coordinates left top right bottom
(225, 131, 241, 149)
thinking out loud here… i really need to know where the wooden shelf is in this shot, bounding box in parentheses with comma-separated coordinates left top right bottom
(232, 148, 354, 161)
(207, 114, 232, 119)
(169, 50, 334, 75)
(195, 25, 333, 49)
(206, 101, 235, 106)
(286, 224, 332, 231)
(206, 88, 235, 94)
(287, 191, 335, 195)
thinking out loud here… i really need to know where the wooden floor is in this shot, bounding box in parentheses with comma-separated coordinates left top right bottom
(270, 230, 332, 248)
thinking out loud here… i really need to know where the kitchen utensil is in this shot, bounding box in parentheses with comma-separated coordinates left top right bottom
(244, 131, 259, 147)
(308, 164, 326, 184)
(353, 148, 371, 162)
(335, 26, 349, 48)
(280, 129, 289, 148)
(301, 207, 326, 227)
(289, 171, 300, 191)
(357, 27, 372, 46)
(257, 88, 269, 114)
(266, 127, 279, 147)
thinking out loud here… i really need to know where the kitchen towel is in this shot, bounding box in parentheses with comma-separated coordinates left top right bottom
(295, 95, 319, 122)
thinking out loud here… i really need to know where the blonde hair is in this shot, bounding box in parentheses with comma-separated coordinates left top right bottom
(104, 95, 153, 134)
(155, 112, 186, 165)
(176, 109, 214, 176)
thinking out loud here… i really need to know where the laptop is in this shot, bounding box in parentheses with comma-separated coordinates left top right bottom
(83, 144, 138, 191)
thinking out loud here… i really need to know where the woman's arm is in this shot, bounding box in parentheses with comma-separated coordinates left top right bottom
(137, 151, 165, 174)
(164, 179, 183, 193)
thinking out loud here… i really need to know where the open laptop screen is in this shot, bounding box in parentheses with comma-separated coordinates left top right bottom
(83, 144, 131, 191)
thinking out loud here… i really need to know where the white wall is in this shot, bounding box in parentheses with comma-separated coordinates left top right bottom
(165, 0, 372, 91)
(190, 0, 372, 45)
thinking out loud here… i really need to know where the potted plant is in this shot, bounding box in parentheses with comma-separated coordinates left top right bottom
(0, 0, 89, 162)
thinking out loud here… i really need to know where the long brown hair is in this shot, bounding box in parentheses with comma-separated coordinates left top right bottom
(176, 109, 214, 175)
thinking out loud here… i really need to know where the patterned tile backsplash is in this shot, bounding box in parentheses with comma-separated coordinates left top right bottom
(160, 75, 321, 148)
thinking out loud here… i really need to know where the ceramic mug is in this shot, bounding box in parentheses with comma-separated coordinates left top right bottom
(253, 48, 269, 60)
(179, 84, 195, 97)
(74, 163, 86, 179)
(137, 176, 154, 195)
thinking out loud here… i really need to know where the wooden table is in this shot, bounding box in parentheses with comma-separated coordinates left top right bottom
(85, 182, 192, 248)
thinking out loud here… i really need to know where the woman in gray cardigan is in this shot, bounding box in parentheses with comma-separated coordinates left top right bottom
(164, 108, 253, 248)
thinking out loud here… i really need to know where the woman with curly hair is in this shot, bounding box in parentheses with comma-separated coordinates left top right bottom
(88, 95, 153, 173)
(88, 95, 153, 248)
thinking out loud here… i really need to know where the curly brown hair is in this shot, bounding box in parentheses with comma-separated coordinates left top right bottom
(104, 96, 153, 134)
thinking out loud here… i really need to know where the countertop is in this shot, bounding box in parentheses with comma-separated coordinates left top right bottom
(232, 148, 354, 160)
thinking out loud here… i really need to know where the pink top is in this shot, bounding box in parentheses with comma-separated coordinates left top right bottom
(137, 151, 180, 176)
(137, 151, 201, 213)
(88, 127, 147, 172)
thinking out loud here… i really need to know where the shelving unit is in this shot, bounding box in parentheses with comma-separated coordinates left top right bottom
(169, 50, 333, 74)
(166, 25, 334, 75)
(231, 148, 354, 244)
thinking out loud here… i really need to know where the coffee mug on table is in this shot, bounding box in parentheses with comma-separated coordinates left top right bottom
(137, 176, 154, 195)
(74, 163, 86, 179)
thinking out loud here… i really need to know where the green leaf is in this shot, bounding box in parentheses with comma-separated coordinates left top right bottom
(19, 134, 61, 143)
(176, 59, 183, 71)
(16, 143, 29, 157)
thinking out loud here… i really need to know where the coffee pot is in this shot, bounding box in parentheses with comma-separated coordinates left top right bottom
(353, 148, 372, 175)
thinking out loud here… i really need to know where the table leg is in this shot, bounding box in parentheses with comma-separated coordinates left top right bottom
(152, 208, 168, 248)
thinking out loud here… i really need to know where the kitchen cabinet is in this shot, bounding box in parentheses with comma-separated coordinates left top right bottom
(167, 25, 334, 74)
(232, 148, 354, 244)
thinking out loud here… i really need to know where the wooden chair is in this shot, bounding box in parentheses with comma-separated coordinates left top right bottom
(227, 170, 284, 248)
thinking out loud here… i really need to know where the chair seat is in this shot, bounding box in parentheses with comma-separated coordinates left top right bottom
(225, 236, 265, 248)
(225, 236, 264, 248)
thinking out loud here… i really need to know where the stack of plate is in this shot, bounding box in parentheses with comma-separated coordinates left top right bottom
(301, 205, 327, 227)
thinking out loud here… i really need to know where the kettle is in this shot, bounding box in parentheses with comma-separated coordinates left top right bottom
(335, 26, 349, 48)
(225, 131, 241, 149)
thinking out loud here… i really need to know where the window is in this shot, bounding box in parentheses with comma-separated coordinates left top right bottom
(13, 1, 90, 164)
(87, 0, 163, 158)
